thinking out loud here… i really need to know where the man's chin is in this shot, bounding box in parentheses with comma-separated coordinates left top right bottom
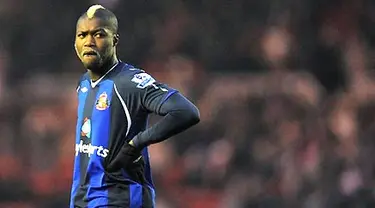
(82, 60, 102, 70)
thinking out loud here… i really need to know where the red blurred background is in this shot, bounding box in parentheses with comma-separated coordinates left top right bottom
(1, 0, 375, 207)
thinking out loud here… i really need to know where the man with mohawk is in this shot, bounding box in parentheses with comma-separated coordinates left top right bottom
(71, 5, 200, 208)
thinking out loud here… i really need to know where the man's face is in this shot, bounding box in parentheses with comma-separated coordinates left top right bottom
(75, 17, 117, 71)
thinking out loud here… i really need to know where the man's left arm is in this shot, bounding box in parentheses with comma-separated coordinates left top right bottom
(107, 73, 199, 171)
(131, 87, 200, 148)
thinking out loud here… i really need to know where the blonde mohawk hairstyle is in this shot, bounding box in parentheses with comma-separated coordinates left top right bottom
(77, 4, 118, 33)
(86, 5, 106, 19)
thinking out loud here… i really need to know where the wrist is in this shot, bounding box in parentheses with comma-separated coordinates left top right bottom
(130, 134, 146, 149)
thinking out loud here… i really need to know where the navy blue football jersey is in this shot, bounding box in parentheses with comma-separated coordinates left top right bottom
(70, 61, 177, 208)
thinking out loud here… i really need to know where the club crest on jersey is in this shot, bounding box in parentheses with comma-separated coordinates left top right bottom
(131, 73, 155, 89)
(96, 92, 110, 110)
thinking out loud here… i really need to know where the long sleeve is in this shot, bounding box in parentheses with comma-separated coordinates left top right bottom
(132, 92, 200, 148)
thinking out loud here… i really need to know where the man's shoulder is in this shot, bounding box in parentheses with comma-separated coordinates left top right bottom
(77, 72, 90, 85)
(114, 62, 155, 89)
(117, 63, 145, 77)
(76, 72, 90, 92)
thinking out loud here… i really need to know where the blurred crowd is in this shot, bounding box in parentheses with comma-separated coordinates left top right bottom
(1, 0, 375, 207)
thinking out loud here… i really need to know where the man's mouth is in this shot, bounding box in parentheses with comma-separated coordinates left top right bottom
(83, 51, 98, 57)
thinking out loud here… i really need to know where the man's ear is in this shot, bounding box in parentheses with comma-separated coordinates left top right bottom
(113, 34, 119, 46)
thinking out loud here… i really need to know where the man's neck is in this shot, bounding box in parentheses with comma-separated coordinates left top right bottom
(89, 57, 118, 81)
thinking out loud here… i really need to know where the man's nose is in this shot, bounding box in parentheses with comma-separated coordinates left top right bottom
(84, 35, 95, 47)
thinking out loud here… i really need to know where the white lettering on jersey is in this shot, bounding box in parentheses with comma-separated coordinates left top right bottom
(75, 140, 109, 158)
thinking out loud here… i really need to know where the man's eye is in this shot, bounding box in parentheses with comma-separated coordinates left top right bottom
(77, 34, 85, 38)
(95, 33, 105, 38)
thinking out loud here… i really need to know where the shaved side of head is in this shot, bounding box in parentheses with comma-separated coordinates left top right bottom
(77, 5, 118, 33)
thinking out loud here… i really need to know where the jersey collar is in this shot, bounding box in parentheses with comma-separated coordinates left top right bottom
(90, 62, 119, 88)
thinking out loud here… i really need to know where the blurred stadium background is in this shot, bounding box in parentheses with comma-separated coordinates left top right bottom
(2, 0, 375, 207)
